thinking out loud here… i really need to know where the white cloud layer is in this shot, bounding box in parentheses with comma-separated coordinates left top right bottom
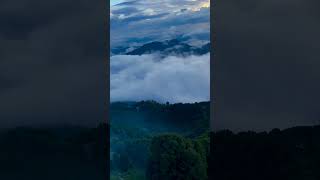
(111, 53, 210, 103)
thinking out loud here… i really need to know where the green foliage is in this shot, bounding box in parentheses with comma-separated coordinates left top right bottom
(193, 132, 210, 164)
(110, 101, 210, 180)
(111, 168, 146, 180)
(110, 101, 210, 132)
(118, 152, 132, 172)
(123, 169, 146, 180)
(146, 134, 207, 180)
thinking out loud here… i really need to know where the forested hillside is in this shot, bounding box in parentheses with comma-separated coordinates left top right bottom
(110, 101, 210, 180)
(2, 101, 318, 180)
(209, 126, 320, 180)
(0, 124, 107, 180)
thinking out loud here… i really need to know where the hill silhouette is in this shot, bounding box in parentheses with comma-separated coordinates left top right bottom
(0, 123, 108, 180)
(111, 39, 210, 56)
(1, 100, 319, 180)
(209, 126, 320, 180)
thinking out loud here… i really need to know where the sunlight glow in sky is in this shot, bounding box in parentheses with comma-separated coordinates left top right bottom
(110, 0, 125, 6)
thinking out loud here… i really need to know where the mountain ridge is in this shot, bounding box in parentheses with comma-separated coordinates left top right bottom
(111, 39, 210, 56)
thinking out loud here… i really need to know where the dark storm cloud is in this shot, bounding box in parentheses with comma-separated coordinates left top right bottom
(0, 0, 105, 127)
(213, 0, 320, 131)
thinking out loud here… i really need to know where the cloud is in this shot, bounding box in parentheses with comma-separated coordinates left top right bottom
(0, 0, 105, 127)
(214, 0, 320, 131)
(112, 0, 209, 12)
(110, 53, 210, 103)
(110, 0, 210, 48)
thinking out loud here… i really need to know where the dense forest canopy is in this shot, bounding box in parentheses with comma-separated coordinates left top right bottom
(110, 101, 210, 180)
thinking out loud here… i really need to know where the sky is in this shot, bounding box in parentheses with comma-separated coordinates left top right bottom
(110, 0, 125, 6)
(213, 0, 320, 131)
(1, 0, 319, 130)
(0, 0, 105, 128)
(110, 0, 211, 103)
(110, 0, 210, 48)
(0, 0, 210, 127)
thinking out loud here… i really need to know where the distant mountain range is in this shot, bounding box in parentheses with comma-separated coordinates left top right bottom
(111, 39, 210, 56)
